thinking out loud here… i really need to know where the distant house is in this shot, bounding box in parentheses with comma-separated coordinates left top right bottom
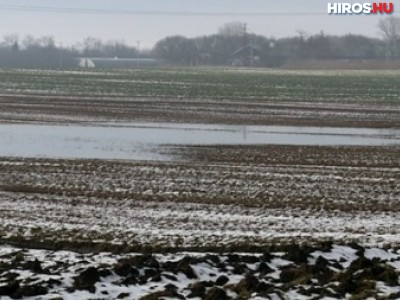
(77, 57, 162, 69)
(231, 44, 261, 67)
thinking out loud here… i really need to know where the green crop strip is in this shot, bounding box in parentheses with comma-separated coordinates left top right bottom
(0, 68, 399, 103)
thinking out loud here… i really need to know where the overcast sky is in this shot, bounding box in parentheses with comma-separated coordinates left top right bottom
(0, 0, 389, 48)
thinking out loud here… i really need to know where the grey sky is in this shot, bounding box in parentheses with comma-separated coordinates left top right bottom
(0, 0, 388, 48)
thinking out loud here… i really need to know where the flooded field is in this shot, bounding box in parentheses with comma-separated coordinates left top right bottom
(0, 68, 399, 299)
(0, 68, 399, 249)
(1, 123, 399, 160)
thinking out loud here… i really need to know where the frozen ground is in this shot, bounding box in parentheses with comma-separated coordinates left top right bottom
(1, 244, 400, 299)
(0, 68, 399, 299)
(1, 93, 399, 129)
(0, 145, 399, 300)
(0, 145, 399, 250)
(1, 192, 400, 249)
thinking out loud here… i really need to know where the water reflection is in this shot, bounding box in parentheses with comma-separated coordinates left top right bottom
(0, 122, 398, 161)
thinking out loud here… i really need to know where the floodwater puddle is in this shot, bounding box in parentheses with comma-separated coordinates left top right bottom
(0, 122, 399, 160)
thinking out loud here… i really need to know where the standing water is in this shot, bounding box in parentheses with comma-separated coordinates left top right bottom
(0, 122, 399, 161)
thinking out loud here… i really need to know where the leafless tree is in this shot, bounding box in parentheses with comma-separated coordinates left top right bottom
(2, 34, 19, 47)
(378, 16, 400, 58)
(218, 22, 246, 37)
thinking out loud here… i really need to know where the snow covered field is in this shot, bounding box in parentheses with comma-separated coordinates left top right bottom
(1, 145, 399, 250)
(0, 68, 399, 299)
(1, 244, 400, 299)
(1, 192, 400, 250)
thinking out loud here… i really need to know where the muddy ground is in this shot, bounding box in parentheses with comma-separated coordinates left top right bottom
(0, 94, 399, 128)
(0, 145, 399, 251)
(0, 68, 399, 299)
(0, 88, 399, 250)
(0, 145, 399, 299)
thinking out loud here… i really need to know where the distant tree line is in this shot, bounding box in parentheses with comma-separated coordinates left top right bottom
(153, 19, 400, 67)
(0, 35, 148, 68)
(1, 17, 400, 68)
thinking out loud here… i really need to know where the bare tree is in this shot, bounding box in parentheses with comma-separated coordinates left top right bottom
(218, 22, 246, 37)
(378, 16, 400, 58)
(82, 37, 103, 56)
(2, 34, 19, 52)
(2, 34, 19, 47)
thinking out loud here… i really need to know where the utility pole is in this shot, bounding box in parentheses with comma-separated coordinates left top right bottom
(250, 40, 254, 67)
(243, 22, 247, 47)
(243, 23, 254, 67)
(136, 40, 141, 68)
(59, 42, 63, 69)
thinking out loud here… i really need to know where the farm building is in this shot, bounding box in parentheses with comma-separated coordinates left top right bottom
(231, 44, 261, 67)
(78, 57, 162, 69)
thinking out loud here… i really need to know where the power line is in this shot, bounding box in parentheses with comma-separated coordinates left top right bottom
(0, 4, 327, 16)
